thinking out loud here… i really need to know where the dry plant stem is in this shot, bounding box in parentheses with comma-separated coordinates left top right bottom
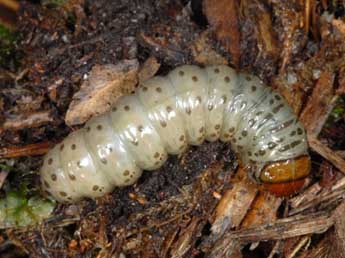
(0, 141, 52, 158)
(308, 135, 345, 175)
(221, 212, 333, 242)
(1, 111, 54, 131)
(289, 182, 322, 209)
(286, 235, 310, 258)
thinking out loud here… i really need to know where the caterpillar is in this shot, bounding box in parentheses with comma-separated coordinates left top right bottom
(40, 65, 310, 202)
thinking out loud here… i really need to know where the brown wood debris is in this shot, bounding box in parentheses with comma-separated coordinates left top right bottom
(65, 59, 139, 126)
(0, 141, 52, 159)
(203, 0, 241, 68)
(1, 111, 55, 131)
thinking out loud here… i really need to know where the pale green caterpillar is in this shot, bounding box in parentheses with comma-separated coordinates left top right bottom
(40, 65, 310, 202)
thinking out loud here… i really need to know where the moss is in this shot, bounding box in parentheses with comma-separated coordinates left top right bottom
(0, 191, 55, 228)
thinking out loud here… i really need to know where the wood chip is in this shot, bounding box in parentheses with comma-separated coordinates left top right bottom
(1, 111, 55, 131)
(330, 201, 345, 258)
(308, 135, 345, 175)
(138, 57, 160, 83)
(300, 71, 336, 136)
(190, 30, 228, 66)
(0, 141, 52, 158)
(211, 168, 258, 236)
(203, 0, 240, 67)
(65, 59, 139, 126)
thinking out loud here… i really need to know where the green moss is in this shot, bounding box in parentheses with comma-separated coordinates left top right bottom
(0, 191, 55, 228)
(0, 24, 17, 67)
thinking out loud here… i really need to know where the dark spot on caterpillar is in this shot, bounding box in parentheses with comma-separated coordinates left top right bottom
(130, 174, 134, 178)
(258, 149, 266, 156)
(185, 107, 192, 115)
(160, 120, 167, 127)
(214, 68, 220, 73)
(92, 185, 99, 191)
(290, 131, 296, 136)
(179, 70, 184, 76)
(124, 105, 130, 111)
(166, 106, 173, 113)
(77, 161, 82, 168)
(224, 133, 230, 138)
(60, 144, 64, 151)
(154, 152, 160, 158)
(239, 137, 242, 140)
(196, 96, 202, 103)
(256, 111, 264, 116)
(100, 158, 107, 164)
(142, 86, 148, 92)
(138, 125, 144, 132)
(268, 142, 277, 149)
(179, 135, 185, 141)
(224, 76, 230, 83)
(156, 87, 162, 93)
(112, 107, 117, 112)
(221, 95, 227, 103)
(290, 140, 302, 148)
(208, 104, 214, 111)
(71, 144, 76, 150)
(69, 174, 76, 180)
(44, 180, 50, 188)
(269, 99, 274, 105)
(51, 174, 57, 181)
(277, 137, 285, 143)
(279, 145, 291, 152)
(272, 104, 284, 114)
(97, 125, 102, 130)
(247, 151, 252, 156)
(215, 124, 221, 130)
(192, 76, 198, 82)
(251, 86, 257, 92)
(210, 133, 217, 138)
(67, 197, 72, 201)
(297, 128, 303, 135)
(232, 138, 237, 143)
(229, 127, 235, 133)
(246, 76, 252, 81)
(199, 127, 205, 133)
(125, 179, 130, 183)
(238, 145, 243, 150)
(123, 170, 130, 176)
(109, 147, 113, 152)
(197, 136, 203, 142)
(48, 158, 53, 165)
(60, 191, 67, 197)
(242, 130, 248, 137)
(274, 95, 282, 100)
(154, 161, 160, 166)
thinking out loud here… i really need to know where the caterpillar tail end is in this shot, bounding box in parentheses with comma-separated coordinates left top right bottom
(259, 155, 311, 197)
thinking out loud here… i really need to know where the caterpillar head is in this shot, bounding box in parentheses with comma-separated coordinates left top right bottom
(251, 155, 311, 196)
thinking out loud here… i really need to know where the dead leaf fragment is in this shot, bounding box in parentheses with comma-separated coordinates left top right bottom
(65, 59, 139, 126)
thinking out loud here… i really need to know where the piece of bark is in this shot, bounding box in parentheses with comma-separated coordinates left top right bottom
(1, 111, 55, 131)
(0, 141, 52, 158)
(190, 30, 228, 66)
(138, 57, 160, 83)
(300, 71, 336, 136)
(203, 0, 240, 67)
(211, 167, 258, 236)
(241, 192, 282, 228)
(330, 201, 345, 258)
(308, 135, 345, 175)
(220, 212, 333, 242)
(65, 59, 139, 126)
